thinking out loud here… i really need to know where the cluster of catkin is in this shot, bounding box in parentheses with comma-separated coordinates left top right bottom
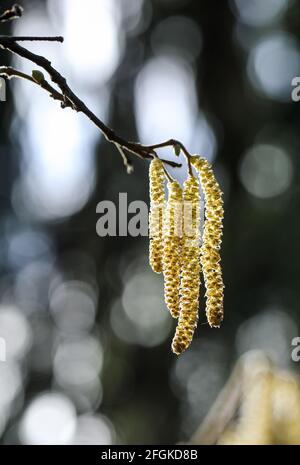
(148, 155, 224, 355)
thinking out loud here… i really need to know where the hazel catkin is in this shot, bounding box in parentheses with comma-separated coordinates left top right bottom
(191, 156, 224, 328)
(172, 175, 200, 355)
(163, 181, 183, 319)
(149, 158, 165, 273)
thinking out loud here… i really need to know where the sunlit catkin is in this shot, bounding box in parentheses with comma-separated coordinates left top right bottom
(172, 175, 200, 355)
(192, 156, 224, 328)
(149, 158, 165, 273)
(163, 181, 183, 318)
(272, 372, 300, 445)
(237, 370, 274, 445)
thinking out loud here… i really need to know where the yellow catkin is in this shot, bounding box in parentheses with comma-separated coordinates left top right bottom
(172, 175, 200, 355)
(272, 372, 300, 445)
(149, 158, 165, 273)
(219, 369, 300, 445)
(191, 156, 224, 328)
(218, 368, 274, 445)
(163, 181, 183, 319)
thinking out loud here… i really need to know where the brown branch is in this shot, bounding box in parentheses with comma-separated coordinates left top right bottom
(0, 65, 35, 83)
(0, 66, 66, 104)
(115, 144, 134, 174)
(0, 23, 184, 172)
(0, 35, 64, 42)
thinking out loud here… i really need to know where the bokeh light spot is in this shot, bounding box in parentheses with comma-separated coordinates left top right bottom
(19, 393, 76, 445)
(247, 33, 300, 101)
(240, 144, 293, 198)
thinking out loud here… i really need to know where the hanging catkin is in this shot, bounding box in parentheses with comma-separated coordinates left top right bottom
(192, 156, 224, 328)
(149, 158, 165, 273)
(172, 175, 200, 355)
(163, 181, 183, 319)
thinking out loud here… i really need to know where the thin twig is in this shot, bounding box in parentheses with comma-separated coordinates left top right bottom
(0, 66, 66, 104)
(147, 139, 193, 175)
(0, 6, 185, 173)
(0, 65, 35, 83)
(115, 144, 134, 174)
(0, 35, 64, 42)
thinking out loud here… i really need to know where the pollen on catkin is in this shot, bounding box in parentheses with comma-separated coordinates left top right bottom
(172, 175, 200, 355)
(163, 181, 183, 319)
(191, 156, 224, 328)
(149, 158, 165, 273)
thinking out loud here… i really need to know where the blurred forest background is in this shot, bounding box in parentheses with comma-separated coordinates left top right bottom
(0, 0, 300, 445)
